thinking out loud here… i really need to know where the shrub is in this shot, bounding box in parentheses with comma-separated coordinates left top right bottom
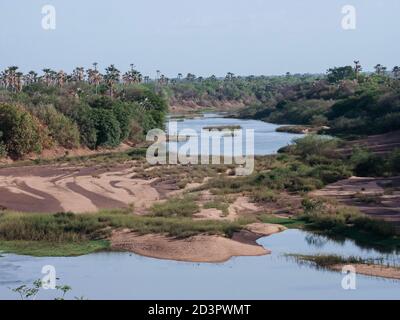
(31, 105, 80, 149)
(0, 132, 6, 158)
(251, 189, 277, 203)
(150, 196, 200, 217)
(92, 109, 121, 148)
(290, 135, 339, 159)
(0, 103, 50, 158)
(351, 149, 386, 177)
(388, 149, 400, 175)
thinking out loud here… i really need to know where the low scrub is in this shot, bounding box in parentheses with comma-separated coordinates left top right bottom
(150, 195, 200, 217)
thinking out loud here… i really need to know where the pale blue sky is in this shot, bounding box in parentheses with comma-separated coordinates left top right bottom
(0, 0, 399, 77)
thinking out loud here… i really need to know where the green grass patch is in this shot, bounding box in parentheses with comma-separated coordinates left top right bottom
(150, 195, 200, 217)
(203, 202, 229, 216)
(0, 240, 109, 257)
(258, 214, 305, 229)
(0, 209, 248, 256)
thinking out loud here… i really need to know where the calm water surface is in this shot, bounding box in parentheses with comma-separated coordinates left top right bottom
(0, 230, 399, 300)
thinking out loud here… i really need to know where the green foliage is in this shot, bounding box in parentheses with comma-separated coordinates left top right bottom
(91, 108, 121, 148)
(351, 148, 386, 176)
(31, 105, 80, 148)
(289, 135, 339, 159)
(299, 201, 396, 238)
(233, 67, 400, 137)
(0, 132, 6, 158)
(251, 189, 278, 203)
(266, 99, 333, 125)
(0, 81, 168, 157)
(0, 103, 50, 158)
(0, 210, 245, 256)
(327, 66, 356, 83)
(150, 195, 200, 217)
(388, 149, 400, 174)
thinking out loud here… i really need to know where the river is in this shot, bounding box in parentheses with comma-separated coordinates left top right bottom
(0, 114, 399, 300)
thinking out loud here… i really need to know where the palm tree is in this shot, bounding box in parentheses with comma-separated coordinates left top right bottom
(15, 72, 23, 92)
(0, 71, 6, 88)
(177, 73, 183, 81)
(104, 64, 120, 97)
(225, 72, 235, 81)
(4, 66, 19, 91)
(374, 64, 387, 76)
(87, 63, 102, 94)
(353, 60, 362, 80)
(392, 66, 400, 79)
(72, 67, 85, 82)
(186, 73, 196, 82)
(42, 68, 53, 86)
(56, 70, 66, 87)
(28, 71, 38, 83)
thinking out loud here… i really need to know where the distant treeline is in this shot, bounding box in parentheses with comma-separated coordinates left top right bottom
(160, 63, 400, 136)
(1, 62, 399, 159)
(0, 64, 167, 159)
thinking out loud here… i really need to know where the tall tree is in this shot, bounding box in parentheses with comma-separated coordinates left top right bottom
(353, 60, 362, 80)
(392, 66, 400, 79)
(104, 64, 120, 97)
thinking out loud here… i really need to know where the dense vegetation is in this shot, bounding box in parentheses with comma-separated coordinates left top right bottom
(0, 64, 167, 159)
(235, 63, 400, 136)
(2, 62, 399, 159)
(156, 63, 400, 137)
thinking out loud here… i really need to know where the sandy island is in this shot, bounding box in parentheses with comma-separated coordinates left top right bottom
(110, 223, 286, 263)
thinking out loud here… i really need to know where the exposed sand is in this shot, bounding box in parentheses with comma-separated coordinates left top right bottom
(194, 193, 261, 221)
(0, 165, 161, 213)
(311, 176, 400, 224)
(110, 224, 285, 263)
(330, 264, 400, 281)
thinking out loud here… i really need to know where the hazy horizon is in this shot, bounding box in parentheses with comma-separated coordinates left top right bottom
(1, 0, 399, 77)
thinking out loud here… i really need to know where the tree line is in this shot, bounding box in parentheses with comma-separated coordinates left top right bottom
(0, 64, 167, 159)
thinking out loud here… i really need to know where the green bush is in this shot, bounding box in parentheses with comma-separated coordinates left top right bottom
(32, 105, 80, 149)
(290, 135, 339, 159)
(0, 132, 6, 158)
(351, 149, 386, 177)
(251, 189, 277, 203)
(92, 109, 121, 148)
(151, 196, 200, 217)
(388, 149, 400, 175)
(0, 103, 50, 158)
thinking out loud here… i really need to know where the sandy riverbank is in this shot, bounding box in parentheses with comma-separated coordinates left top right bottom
(330, 264, 400, 280)
(110, 223, 286, 263)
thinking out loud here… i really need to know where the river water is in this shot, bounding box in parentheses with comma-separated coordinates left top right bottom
(0, 114, 399, 300)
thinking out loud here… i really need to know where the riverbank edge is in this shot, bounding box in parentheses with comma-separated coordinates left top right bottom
(0, 223, 287, 262)
(287, 254, 400, 281)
